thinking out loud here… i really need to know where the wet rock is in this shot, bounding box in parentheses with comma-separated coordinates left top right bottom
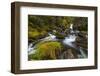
(55, 32, 66, 39)
(75, 31, 88, 49)
(61, 49, 78, 59)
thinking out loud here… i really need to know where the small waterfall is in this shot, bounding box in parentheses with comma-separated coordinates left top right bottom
(62, 24, 87, 58)
(79, 47, 87, 58)
(28, 43, 37, 55)
(41, 33, 57, 41)
(48, 33, 56, 40)
(70, 24, 74, 33)
(63, 24, 76, 47)
(28, 43, 33, 52)
(70, 24, 73, 30)
(63, 35, 76, 47)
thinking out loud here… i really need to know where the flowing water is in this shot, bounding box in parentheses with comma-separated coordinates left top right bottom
(63, 34, 76, 48)
(28, 43, 36, 55)
(28, 33, 57, 55)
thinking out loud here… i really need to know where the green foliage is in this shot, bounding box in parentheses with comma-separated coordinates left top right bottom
(73, 17, 88, 31)
(28, 15, 87, 35)
(29, 41, 63, 60)
(28, 15, 80, 41)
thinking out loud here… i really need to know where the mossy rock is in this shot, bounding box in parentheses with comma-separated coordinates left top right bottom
(55, 32, 65, 39)
(28, 41, 63, 60)
(28, 30, 47, 40)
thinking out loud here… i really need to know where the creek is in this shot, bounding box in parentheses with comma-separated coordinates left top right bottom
(28, 24, 87, 58)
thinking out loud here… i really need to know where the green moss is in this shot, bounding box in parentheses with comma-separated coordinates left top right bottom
(29, 41, 63, 60)
(55, 32, 65, 39)
(28, 29, 47, 40)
